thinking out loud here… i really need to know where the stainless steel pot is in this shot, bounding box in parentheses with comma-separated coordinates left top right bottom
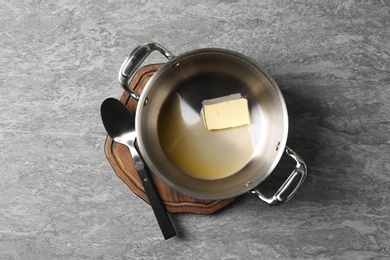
(118, 42, 307, 205)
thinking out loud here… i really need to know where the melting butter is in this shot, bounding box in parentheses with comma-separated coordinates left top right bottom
(158, 93, 254, 180)
(202, 93, 250, 130)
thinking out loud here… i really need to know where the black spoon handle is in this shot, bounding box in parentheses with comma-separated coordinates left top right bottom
(136, 165, 176, 239)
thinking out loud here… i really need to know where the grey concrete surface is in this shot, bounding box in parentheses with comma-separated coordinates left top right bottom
(1, 0, 389, 259)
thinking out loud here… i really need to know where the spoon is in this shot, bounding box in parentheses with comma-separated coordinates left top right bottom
(100, 97, 176, 240)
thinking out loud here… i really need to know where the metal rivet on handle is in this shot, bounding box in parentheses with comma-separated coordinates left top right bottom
(244, 181, 252, 187)
(276, 142, 281, 151)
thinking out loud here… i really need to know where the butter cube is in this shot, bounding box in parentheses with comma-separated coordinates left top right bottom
(202, 94, 250, 130)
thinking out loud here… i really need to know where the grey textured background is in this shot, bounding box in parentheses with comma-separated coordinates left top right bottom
(1, 0, 389, 259)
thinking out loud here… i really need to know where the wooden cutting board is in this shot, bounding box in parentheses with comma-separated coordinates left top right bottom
(104, 64, 236, 214)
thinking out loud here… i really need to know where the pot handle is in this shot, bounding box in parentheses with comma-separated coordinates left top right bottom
(118, 42, 175, 101)
(250, 146, 307, 205)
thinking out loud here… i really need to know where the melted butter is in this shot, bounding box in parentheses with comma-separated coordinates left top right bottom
(158, 93, 254, 180)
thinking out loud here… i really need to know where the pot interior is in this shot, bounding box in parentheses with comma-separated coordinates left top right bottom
(136, 49, 288, 200)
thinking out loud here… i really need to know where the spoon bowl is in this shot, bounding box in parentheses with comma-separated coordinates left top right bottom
(100, 98, 136, 145)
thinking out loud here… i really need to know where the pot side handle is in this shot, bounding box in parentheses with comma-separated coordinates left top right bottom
(118, 42, 175, 101)
(250, 146, 307, 206)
